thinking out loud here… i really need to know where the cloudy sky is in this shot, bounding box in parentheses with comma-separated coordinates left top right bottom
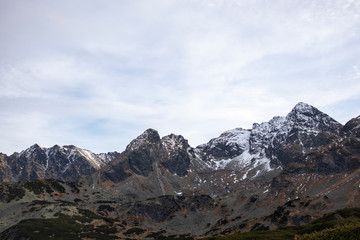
(1, 0, 360, 154)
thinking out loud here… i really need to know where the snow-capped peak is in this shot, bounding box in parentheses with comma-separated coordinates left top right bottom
(126, 128, 160, 151)
(19, 143, 44, 159)
(250, 103, 342, 152)
(195, 102, 343, 178)
(287, 102, 320, 122)
(291, 102, 316, 114)
(286, 102, 342, 133)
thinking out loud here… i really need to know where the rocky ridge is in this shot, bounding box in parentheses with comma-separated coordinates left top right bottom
(0, 144, 119, 182)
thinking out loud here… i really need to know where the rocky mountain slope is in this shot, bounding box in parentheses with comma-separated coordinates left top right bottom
(0, 102, 359, 239)
(0, 144, 119, 182)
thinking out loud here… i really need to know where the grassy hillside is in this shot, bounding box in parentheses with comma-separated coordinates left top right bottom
(1, 206, 360, 239)
(204, 208, 360, 240)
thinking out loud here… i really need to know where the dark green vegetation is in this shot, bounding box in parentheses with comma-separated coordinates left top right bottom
(0, 209, 118, 240)
(0, 179, 83, 203)
(0, 183, 25, 202)
(298, 223, 360, 240)
(204, 208, 360, 240)
(23, 179, 66, 195)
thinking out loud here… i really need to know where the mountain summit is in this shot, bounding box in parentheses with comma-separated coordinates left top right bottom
(125, 128, 161, 151)
(196, 102, 343, 178)
(286, 102, 342, 132)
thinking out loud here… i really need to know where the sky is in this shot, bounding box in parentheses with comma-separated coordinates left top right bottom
(0, 0, 360, 154)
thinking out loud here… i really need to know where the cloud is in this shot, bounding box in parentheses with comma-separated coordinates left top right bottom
(0, 0, 360, 154)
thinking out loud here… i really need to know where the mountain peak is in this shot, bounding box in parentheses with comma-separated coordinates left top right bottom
(138, 128, 160, 142)
(125, 128, 161, 151)
(30, 143, 42, 150)
(286, 102, 342, 133)
(287, 102, 324, 122)
(343, 115, 360, 132)
(161, 134, 189, 151)
(162, 133, 187, 143)
(19, 144, 43, 157)
(290, 102, 317, 115)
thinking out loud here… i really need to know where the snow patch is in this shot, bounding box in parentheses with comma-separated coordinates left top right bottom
(241, 172, 248, 180)
(78, 148, 103, 169)
(174, 191, 183, 195)
(207, 149, 272, 180)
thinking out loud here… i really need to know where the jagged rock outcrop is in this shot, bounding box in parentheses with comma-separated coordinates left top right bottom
(160, 134, 191, 176)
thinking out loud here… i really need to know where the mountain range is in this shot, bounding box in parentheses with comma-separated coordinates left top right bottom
(0, 144, 119, 182)
(0, 102, 359, 239)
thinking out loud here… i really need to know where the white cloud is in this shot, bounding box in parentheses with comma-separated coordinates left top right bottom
(0, 0, 359, 154)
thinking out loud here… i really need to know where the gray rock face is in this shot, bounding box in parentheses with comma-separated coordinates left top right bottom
(343, 115, 360, 137)
(160, 134, 191, 177)
(0, 154, 11, 182)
